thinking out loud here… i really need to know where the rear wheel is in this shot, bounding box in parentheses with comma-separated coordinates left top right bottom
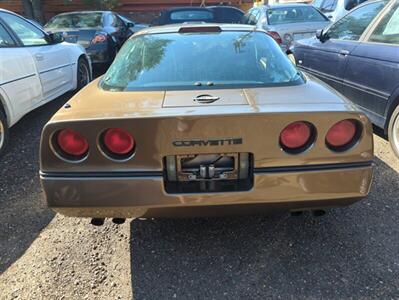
(0, 109, 9, 158)
(388, 105, 399, 158)
(76, 58, 90, 91)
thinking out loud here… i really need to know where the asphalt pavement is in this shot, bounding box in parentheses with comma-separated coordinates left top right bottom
(0, 93, 398, 299)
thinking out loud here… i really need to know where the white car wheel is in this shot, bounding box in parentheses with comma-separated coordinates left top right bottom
(76, 58, 90, 91)
(0, 109, 9, 157)
(388, 105, 399, 158)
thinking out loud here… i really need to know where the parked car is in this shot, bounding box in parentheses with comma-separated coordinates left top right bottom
(312, 0, 369, 22)
(118, 15, 149, 34)
(290, 0, 399, 157)
(241, 4, 331, 52)
(44, 11, 134, 68)
(153, 6, 244, 25)
(0, 9, 91, 157)
(154, 7, 215, 25)
(207, 6, 244, 23)
(40, 24, 373, 220)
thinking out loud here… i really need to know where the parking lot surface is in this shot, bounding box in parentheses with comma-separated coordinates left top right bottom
(0, 94, 398, 299)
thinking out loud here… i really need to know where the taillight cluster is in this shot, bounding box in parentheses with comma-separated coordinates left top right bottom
(53, 128, 135, 162)
(280, 119, 361, 154)
(91, 34, 107, 45)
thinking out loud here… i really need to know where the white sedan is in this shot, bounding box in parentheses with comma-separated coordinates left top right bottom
(0, 9, 92, 156)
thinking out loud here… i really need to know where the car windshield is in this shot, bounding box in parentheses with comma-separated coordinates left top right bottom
(267, 6, 328, 25)
(312, 0, 338, 12)
(45, 13, 103, 29)
(170, 10, 214, 22)
(102, 31, 303, 91)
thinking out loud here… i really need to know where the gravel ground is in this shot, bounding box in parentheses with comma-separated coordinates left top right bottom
(0, 94, 398, 299)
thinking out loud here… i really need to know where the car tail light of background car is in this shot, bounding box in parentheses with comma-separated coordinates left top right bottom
(55, 129, 89, 161)
(101, 128, 135, 160)
(267, 31, 282, 44)
(326, 119, 360, 152)
(91, 34, 107, 45)
(280, 121, 315, 153)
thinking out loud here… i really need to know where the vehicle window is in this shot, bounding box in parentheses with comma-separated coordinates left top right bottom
(213, 8, 243, 23)
(45, 13, 103, 29)
(267, 6, 328, 25)
(0, 23, 16, 47)
(0, 12, 48, 46)
(112, 14, 124, 28)
(326, 1, 385, 41)
(312, 0, 338, 13)
(369, 4, 399, 44)
(344, 0, 369, 11)
(247, 9, 260, 25)
(241, 11, 251, 24)
(102, 31, 303, 91)
(169, 10, 214, 21)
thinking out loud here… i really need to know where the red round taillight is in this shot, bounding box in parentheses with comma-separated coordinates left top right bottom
(102, 128, 135, 157)
(280, 121, 314, 153)
(56, 129, 89, 157)
(326, 119, 358, 151)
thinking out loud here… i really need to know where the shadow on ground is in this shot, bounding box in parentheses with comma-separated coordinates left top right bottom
(0, 94, 71, 274)
(130, 156, 399, 299)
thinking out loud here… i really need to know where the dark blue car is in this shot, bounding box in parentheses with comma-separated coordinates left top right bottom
(290, 0, 399, 157)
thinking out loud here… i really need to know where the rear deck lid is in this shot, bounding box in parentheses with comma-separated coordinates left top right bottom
(163, 89, 249, 107)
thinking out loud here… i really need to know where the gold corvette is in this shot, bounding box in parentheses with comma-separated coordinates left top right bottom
(40, 24, 373, 218)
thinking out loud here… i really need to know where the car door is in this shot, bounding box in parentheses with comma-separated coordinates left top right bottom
(0, 11, 73, 104)
(342, 1, 399, 127)
(0, 18, 42, 123)
(298, 1, 386, 92)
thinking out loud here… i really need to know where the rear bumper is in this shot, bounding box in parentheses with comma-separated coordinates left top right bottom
(40, 162, 373, 218)
(86, 46, 113, 65)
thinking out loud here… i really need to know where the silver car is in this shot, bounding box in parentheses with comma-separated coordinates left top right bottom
(242, 4, 331, 53)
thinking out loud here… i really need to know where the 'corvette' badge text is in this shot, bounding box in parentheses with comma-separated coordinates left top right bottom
(172, 138, 243, 147)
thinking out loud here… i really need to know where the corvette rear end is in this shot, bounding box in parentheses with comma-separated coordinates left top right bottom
(40, 24, 373, 218)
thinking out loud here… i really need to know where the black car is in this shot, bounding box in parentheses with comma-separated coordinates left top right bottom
(154, 6, 244, 25)
(207, 6, 244, 23)
(44, 11, 136, 68)
(290, 0, 399, 157)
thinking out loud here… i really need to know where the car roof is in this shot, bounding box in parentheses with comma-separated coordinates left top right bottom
(262, 3, 312, 9)
(50, 11, 111, 17)
(135, 23, 257, 36)
(207, 5, 244, 11)
(163, 6, 214, 12)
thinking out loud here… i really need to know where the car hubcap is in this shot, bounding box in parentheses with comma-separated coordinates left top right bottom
(79, 63, 89, 87)
(0, 119, 4, 151)
(393, 113, 399, 151)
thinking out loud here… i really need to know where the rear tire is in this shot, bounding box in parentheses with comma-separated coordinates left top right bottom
(388, 105, 399, 158)
(76, 58, 90, 91)
(0, 109, 9, 158)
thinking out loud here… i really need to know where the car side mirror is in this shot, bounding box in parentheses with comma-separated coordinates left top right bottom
(48, 32, 64, 44)
(316, 29, 327, 42)
(127, 22, 135, 28)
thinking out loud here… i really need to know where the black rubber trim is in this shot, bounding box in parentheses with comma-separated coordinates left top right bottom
(40, 171, 163, 178)
(254, 161, 373, 174)
(39, 63, 73, 75)
(40, 161, 372, 179)
(0, 73, 36, 86)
